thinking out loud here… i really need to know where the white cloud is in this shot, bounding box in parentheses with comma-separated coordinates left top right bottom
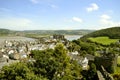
(101, 14, 111, 20)
(100, 14, 120, 27)
(86, 3, 99, 12)
(30, 0, 39, 4)
(0, 17, 33, 30)
(72, 17, 83, 23)
(50, 4, 58, 9)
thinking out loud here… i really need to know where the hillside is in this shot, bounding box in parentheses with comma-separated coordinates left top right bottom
(0, 29, 10, 36)
(0, 28, 94, 37)
(88, 37, 119, 45)
(23, 30, 94, 35)
(81, 27, 120, 40)
(0, 29, 19, 36)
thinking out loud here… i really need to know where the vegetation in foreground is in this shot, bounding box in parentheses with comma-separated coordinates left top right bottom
(115, 56, 120, 73)
(112, 56, 120, 80)
(0, 43, 98, 80)
(0, 44, 83, 80)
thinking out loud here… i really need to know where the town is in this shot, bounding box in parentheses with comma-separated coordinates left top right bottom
(0, 31, 120, 80)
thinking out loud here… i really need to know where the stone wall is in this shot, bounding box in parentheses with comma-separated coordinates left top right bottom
(95, 54, 118, 73)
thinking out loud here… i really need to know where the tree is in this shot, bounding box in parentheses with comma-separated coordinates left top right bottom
(81, 63, 97, 80)
(0, 62, 46, 80)
(80, 50, 87, 57)
(31, 43, 83, 79)
(68, 42, 81, 52)
(0, 43, 83, 80)
(88, 63, 97, 79)
(32, 49, 56, 79)
(113, 73, 120, 80)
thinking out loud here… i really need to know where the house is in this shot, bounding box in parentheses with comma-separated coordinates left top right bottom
(85, 54, 95, 62)
(81, 57, 89, 70)
(69, 52, 89, 70)
(20, 53, 27, 59)
(71, 51, 79, 55)
(48, 43, 55, 49)
(9, 53, 20, 60)
(0, 52, 6, 62)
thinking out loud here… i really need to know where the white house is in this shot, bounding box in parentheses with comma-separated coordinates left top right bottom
(81, 57, 88, 69)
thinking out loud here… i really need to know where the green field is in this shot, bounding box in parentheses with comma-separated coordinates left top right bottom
(117, 56, 120, 65)
(88, 37, 119, 45)
(115, 56, 120, 73)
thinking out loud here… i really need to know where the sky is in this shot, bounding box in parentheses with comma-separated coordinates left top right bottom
(0, 0, 120, 30)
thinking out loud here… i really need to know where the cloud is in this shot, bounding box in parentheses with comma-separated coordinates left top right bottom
(100, 14, 120, 27)
(72, 17, 83, 23)
(50, 4, 58, 9)
(86, 3, 99, 12)
(63, 17, 83, 23)
(101, 14, 111, 20)
(0, 17, 33, 30)
(30, 0, 39, 4)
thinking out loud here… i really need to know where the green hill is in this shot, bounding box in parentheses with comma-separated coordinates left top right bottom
(81, 27, 120, 40)
(0, 29, 19, 36)
(0, 28, 94, 37)
(0, 29, 10, 36)
(88, 37, 119, 45)
(24, 30, 94, 35)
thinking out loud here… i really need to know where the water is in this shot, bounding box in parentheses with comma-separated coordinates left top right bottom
(0, 36, 35, 44)
(0, 35, 83, 44)
(65, 35, 83, 41)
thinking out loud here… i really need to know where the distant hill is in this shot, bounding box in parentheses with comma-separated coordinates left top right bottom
(81, 27, 120, 40)
(23, 30, 94, 35)
(0, 29, 10, 36)
(0, 28, 94, 36)
(0, 29, 19, 36)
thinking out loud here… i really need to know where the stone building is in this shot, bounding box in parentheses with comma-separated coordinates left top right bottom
(53, 34, 65, 40)
(95, 54, 118, 73)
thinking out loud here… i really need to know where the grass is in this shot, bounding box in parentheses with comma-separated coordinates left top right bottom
(114, 56, 120, 73)
(88, 36, 119, 45)
(115, 65, 120, 73)
(113, 66, 120, 77)
(110, 56, 120, 74)
(117, 56, 120, 64)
